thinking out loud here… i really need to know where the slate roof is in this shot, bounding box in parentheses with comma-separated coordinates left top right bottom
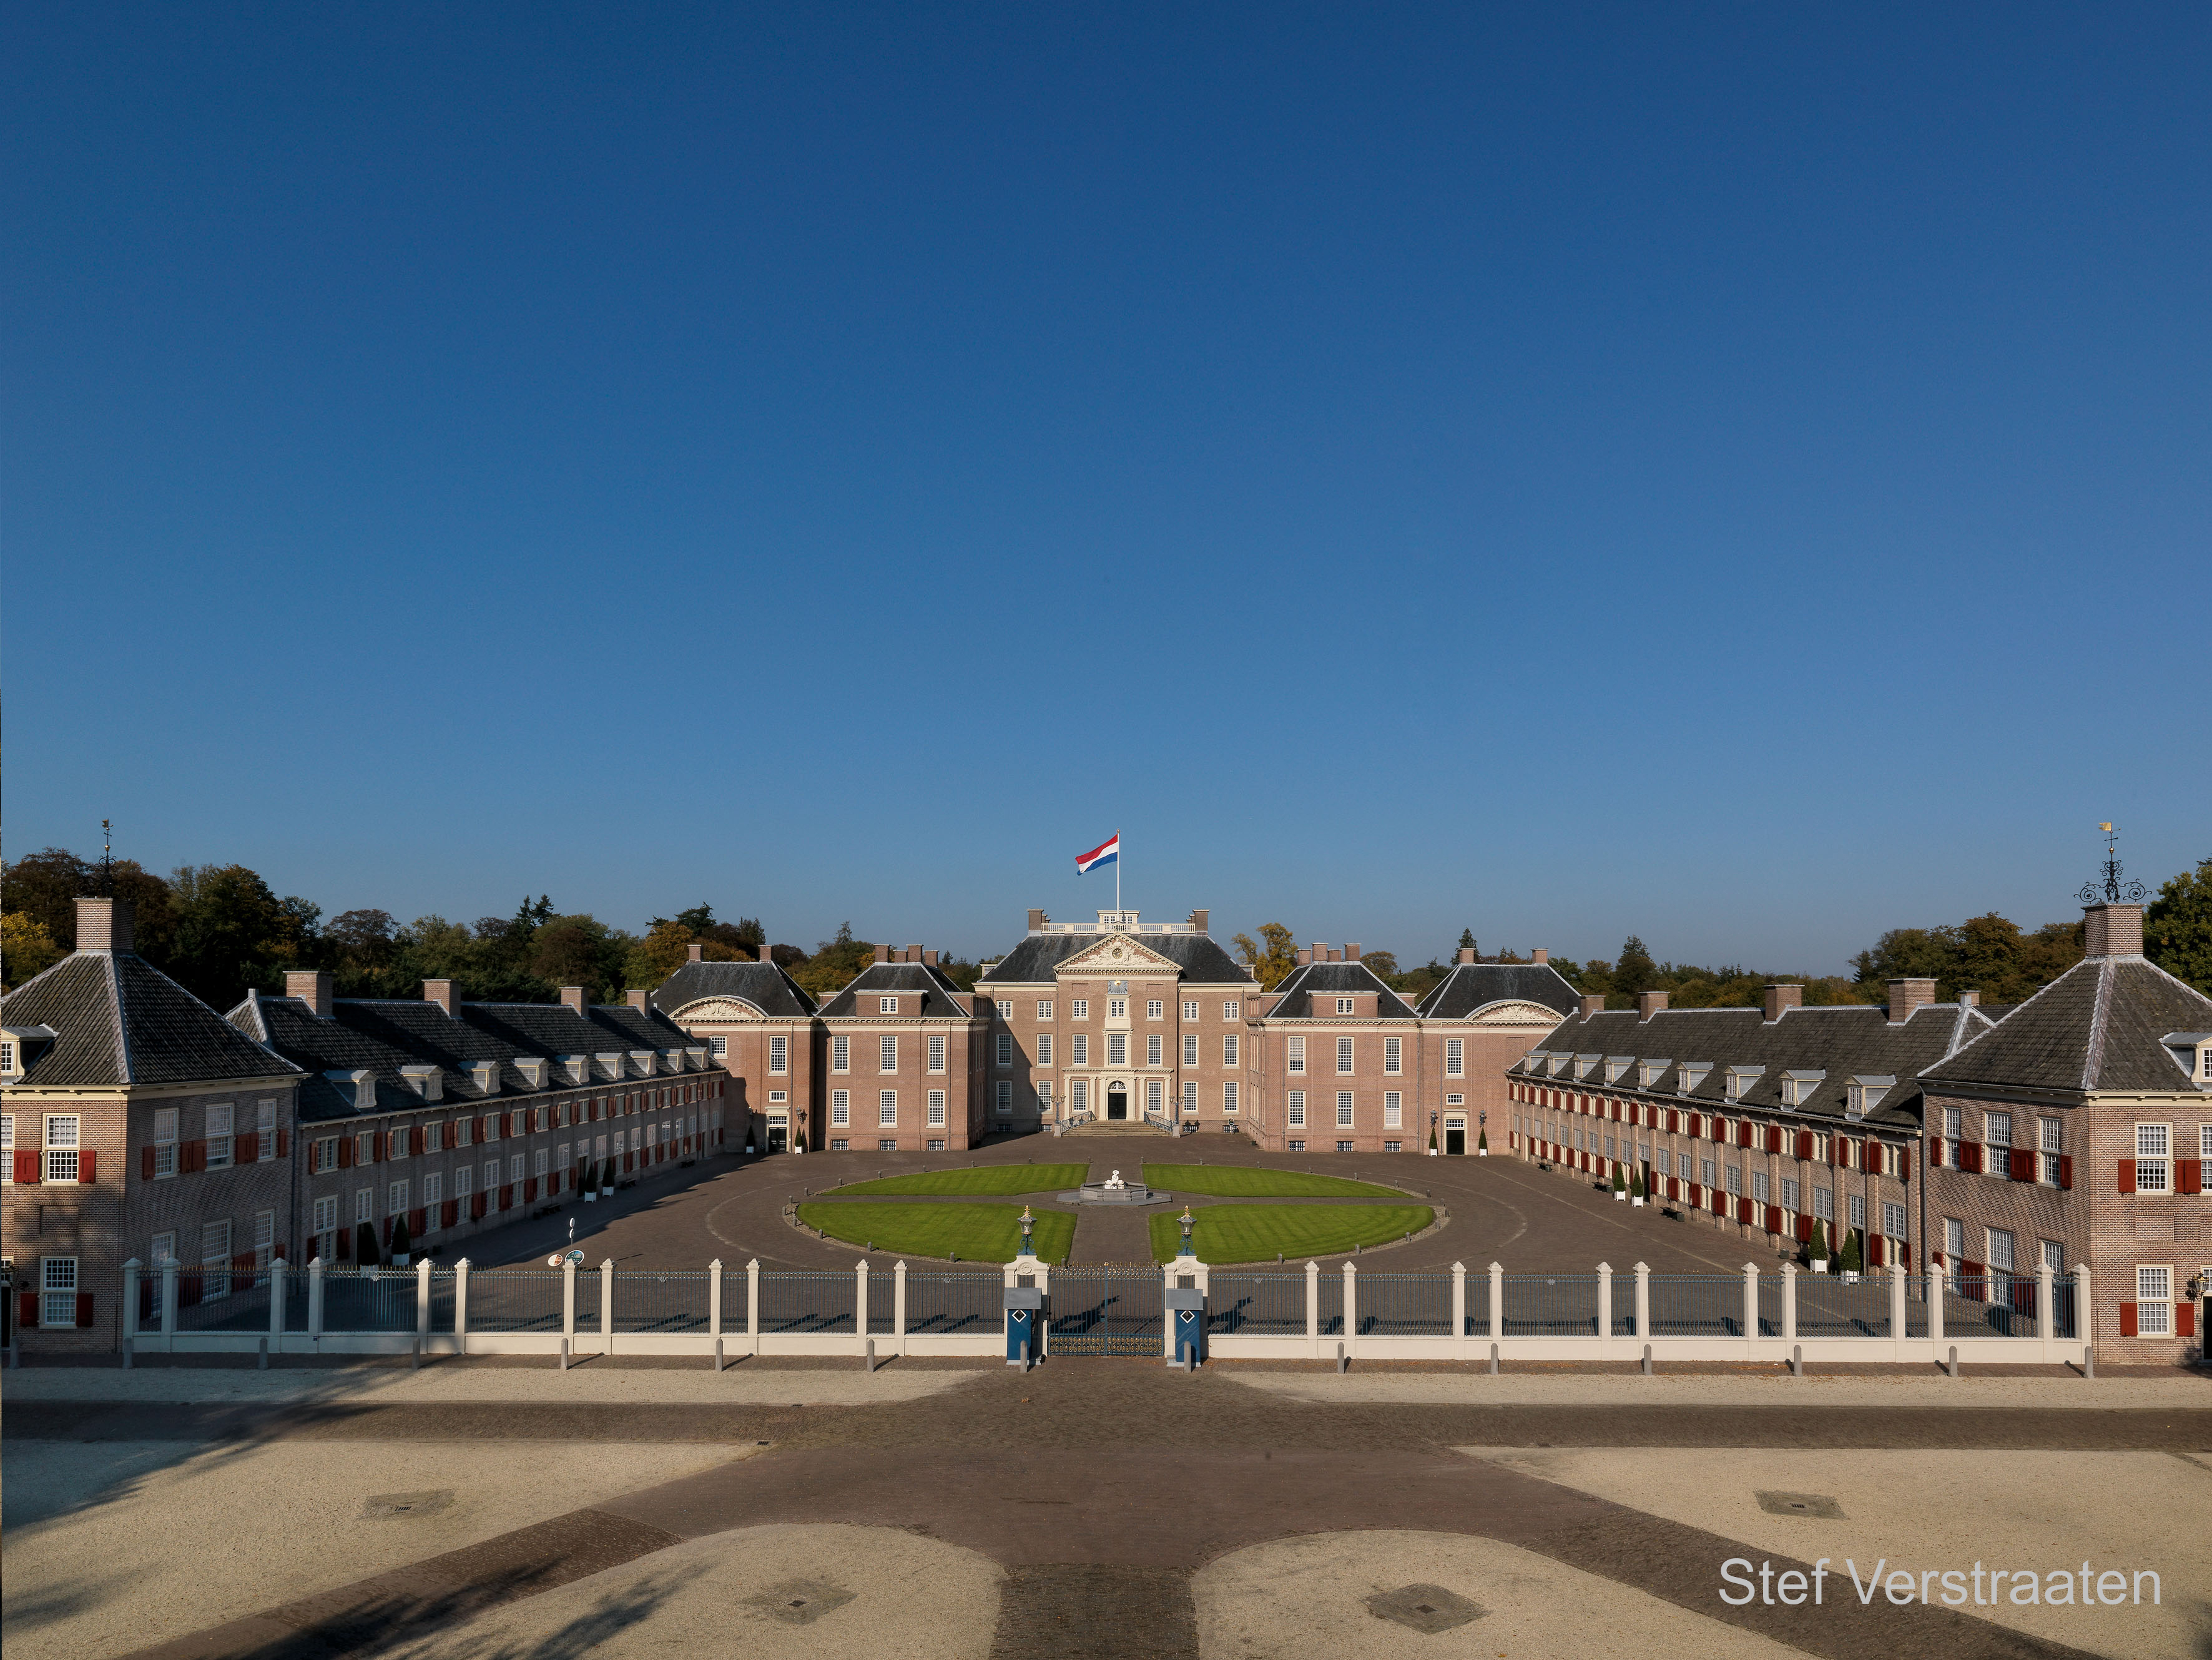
(980, 931, 1250, 985)
(1264, 961, 1419, 1020)
(1415, 962, 1581, 1021)
(650, 960, 818, 1019)
(1920, 956, 2212, 1095)
(1508, 1000, 1997, 1130)
(818, 962, 974, 1019)
(232, 993, 699, 1123)
(2, 949, 300, 1088)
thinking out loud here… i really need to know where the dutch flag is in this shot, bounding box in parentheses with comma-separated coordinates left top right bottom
(1075, 833, 1119, 874)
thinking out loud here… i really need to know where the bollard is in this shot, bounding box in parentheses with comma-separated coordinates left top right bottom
(1789, 1343, 1802, 1378)
(865, 1337, 877, 1373)
(1488, 1342, 1500, 1376)
(411, 1335, 421, 1372)
(123, 1337, 135, 1372)
(1947, 1344, 1959, 1379)
(1641, 1343, 1653, 1377)
(714, 1337, 725, 1373)
(1021, 1340, 1031, 1372)
(1336, 1340, 1347, 1375)
(1184, 1347, 1195, 1374)
(559, 1337, 570, 1372)
(258, 1337, 270, 1371)
(2083, 1346, 2094, 1379)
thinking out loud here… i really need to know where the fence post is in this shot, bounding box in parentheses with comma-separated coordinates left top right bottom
(122, 1258, 142, 1348)
(415, 1257, 432, 1350)
(453, 1258, 469, 1355)
(1488, 1261, 1504, 1353)
(1927, 1267, 1944, 1350)
(599, 1259, 615, 1354)
(1782, 1260, 1797, 1345)
(1451, 1261, 1467, 1358)
(1742, 1264, 1759, 1359)
(2037, 1260, 2055, 1363)
(562, 1257, 578, 1347)
(1634, 1260, 1650, 1343)
(161, 1259, 179, 1347)
(307, 1257, 323, 1343)
(1890, 1260, 1908, 1359)
(1596, 1263, 1613, 1358)
(270, 1257, 288, 1343)
(2072, 1262, 2092, 1361)
(855, 1260, 870, 1357)
(1341, 1261, 1358, 1359)
(893, 1259, 908, 1357)
(708, 1258, 723, 1345)
(747, 1258, 761, 1357)
(1305, 1259, 1320, 1358)
(1161, 1261, 1176, 1360)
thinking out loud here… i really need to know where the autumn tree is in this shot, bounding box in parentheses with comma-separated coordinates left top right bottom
(2, 912, 64, 987)
(1232, 923, 1299, 989)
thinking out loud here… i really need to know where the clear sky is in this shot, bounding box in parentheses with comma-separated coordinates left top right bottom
(6, 5, 2206, 972)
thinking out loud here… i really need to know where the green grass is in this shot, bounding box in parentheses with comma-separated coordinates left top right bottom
(1143, 1163, 1407, 1199)
(797, 1201, 1076, 1262)
(1148, 1204, 1433, 1263)
(821, 1164, 1090, 1197)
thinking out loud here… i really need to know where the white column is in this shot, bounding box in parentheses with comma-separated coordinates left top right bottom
(1596, 1262, 1613, 1358)
(1341, 1261, 1359, 1358)
(562, 1257, 578, 1344)
(1742, 1263, 1759, 1358)
(893, 1260, 908, 1357)
(415, 1257, 433, 1346)
(1161, 1261, 1176, 1360)
(747, 1257, 761, 1355)
(1488, 1261, 1504, 1349)
(2073, 1262, 2093, 1358)
(306, 1257, 323, 1342)
(1890, 1260, 1909, 1359)
(708, 1258, 723, 1342)
(1782, 1260, 1797, 1344)
(2037, 1261, 2055, 1363)
(855, 1260, 870, 1355)
(1451, 1262, 1467, 1358)
(1927, 1266, 1944, 1348)
(453, 1258, 470, 1352)
(599, 1258, 615, 1352)
(1305, 1259, 1320, 1358)
(1634, 1260, 1650, 1343)
(122, 1258, 142, 1345)
(269, 1258, 287, 1339)
(161, 1259, 180, 1343)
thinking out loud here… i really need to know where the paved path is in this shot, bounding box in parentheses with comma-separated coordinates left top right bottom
(11, 1362, 2206, 1660)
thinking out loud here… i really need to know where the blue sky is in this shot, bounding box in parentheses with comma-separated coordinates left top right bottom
(6, 5, 2206, 971)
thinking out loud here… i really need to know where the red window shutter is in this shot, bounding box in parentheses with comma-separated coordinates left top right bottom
(78, 1149, 96, 1183)
(335, 1226, 352, 1260)
(499, 1183, 513, 1209)
(142, 1145, 156, 1181)
(2179, 1301, 2198, 1338)
(12, 1150, 40, 1185)
(1764, 1204, 1782, 1235)
(2119, 1301, 2138, 1337)
(2180, 1159, 2204, 1196)
(237, 1133, 258, 1165)
(410, 1207, 426, 1234)
(1796, 1213, 1812, 1243)
(277, 1129, 288, 1157)
(338, 1136, 353, 1168)
(549, 1169, 563, 1192)
(19, 1290, 39, 1328)
(1869, 1233, 1885, 1266)
(1929, 1139, 1941, 1167)
(2118, 1159, 2136, 1194)
(2057, 1153, 2072, 1190)
(381, 1217, 394, 1245)
(441, 1199, 458, 1229)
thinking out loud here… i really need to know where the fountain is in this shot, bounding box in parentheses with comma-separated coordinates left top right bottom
(1059, 1167, 1174, 1206)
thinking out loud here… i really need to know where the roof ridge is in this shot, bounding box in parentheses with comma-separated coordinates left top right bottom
(2081, 959, 2113, 1091)
(107, 951, 130, 1083)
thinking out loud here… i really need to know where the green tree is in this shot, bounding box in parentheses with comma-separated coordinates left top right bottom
(1360, 950, 1400, 981)
(2, 847, 178, 963)
(529, 915, 625, 998)
(1852, 912, 2083, 1004)
(1613, 936, 1658, 1001)
(169, 863, 320, 1009)
(1232, 923, 1299, 989)
(1457, 928, 1477, 958)
(791, 922, 877, 1000)
(2, 912, 65, 986)
(2146, 858, 2212, 995)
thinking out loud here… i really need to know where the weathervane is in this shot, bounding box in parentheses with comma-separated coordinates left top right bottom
(100, 818, 114, 896)
(2077, 822, 2148, 906)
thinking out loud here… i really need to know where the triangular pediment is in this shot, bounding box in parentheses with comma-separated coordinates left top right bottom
(667, 996, 769, 1023)
(1054, 933, 1181, 977)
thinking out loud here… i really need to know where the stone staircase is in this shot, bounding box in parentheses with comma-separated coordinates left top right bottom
(1058, 1116, 1175, 1137)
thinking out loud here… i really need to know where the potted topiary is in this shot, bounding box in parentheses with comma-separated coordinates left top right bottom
(1630, 1169, 1646, 1207)
(581, 1159, 599, 1201)
(1807, 1218, 1829, 1274)
(1611, 1165, 1628, 1201)
(354, 1220, 382, 1272)
(1477, 1127, 1488, 1157)
(1428, 1124, 1438, 1156)
(1839, 1227, 1862, 1283)
(388, 1214, 413, 1269)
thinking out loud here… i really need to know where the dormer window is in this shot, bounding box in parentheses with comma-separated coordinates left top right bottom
(1779, 1070, 1825, 1107)
(1639, 1060, 1669, 1089)
(400, 1065, 443, 1103)
(516, 1059, 551, 1089)
(629, 1049, 657, 1077)
(1676, 1063, 1711, 1095)
(596, 1052, 624, 1081)
(1335, 998, 1354, 1015)
(2160, 1032, 2212, 1086)
(1724, 1066, 1761, 1101)
(1574, 1054, 1600, 1081)
(469, 1061, 501, 1095)
(880, 996, 899, 1014)
(1845, 1075, 1895, 1119)
(1603, 1057, 1633, 1084)
(1, 1024, 56, 1081)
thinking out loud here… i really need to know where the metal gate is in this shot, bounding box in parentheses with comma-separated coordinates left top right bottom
(1047, 1264, 1163, 1356)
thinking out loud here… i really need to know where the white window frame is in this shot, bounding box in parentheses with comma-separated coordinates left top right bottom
(990, 1034, 1006, 1069)
(1222, 1082, 1239, 1114)
(1183, 1034, 1199, 1068)
(769, 1035, 788, 1074)
(205, 1103, 235, 1169)
(1287, 1091, 1306, 1127)
(2135, 1266, 2172, 1335)
(1108, 1033, 1128, 1067)
(1147, 999, 1164, 1020)
(1336, 1091, 1355, 1128)
(1071, 1034, 1089, 1066)
(1335, 998, 1354, 1016)
(1337, 1036, 1354, 1074)
(879, 996, 899, 1014)
(2135, 1122, 2171, 1192)
(1147, 1033, 1164, 1067)
(40, 1256, 79, 1327)
(709, 1035, 728, 1060)
(831, 1090, 850, 1127)
(832, 1034, 850, 1073)
(1181, 1082, 1198, 1114)
(1222, 1033, 1239, 1067)
(935, 1034, 952, 1073)
(1037, 1000, 1054, 1020)
(1384, 1092, 1403, 1129)
(878, 1091, 897, 1127)
(1070, 999, 1088, 1020)
(1384, 1036, 1402, 1075)
(42, 1114, 81, 1184)
(1285, 1036, 1305, 1074)
(1183, 1001, 1199, 1021)
(1222, 999, 1239, 1021)
(1036, 1033, 1053, 1066)
(1446, 1038, 1463, 1077)
(880, 1035, 898, 1073)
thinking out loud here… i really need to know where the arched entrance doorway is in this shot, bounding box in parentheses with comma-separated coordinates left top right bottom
(1106, 1084, 1129, 1121)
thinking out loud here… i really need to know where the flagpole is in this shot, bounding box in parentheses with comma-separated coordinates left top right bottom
(1116, 832, 1120, 913)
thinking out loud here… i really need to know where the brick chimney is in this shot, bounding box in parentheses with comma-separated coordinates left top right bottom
(626, 989, 650, 1011)
(1457, 948, 1477, 965)
(1958, 988, 1980, 1009)
(423, 979, 459, 1015)
(906, 944, 922, 965)
(1531, 948, 1548, 966)
(287, 969, 333, 1019)
(74, 896, 134, 952)
(1636, 990, 1669, 1021)
(1296, 947, 1312, 966)
(559, 986, 590, 1014)
(1761, 985, 1802, 1023)
(1580, 993, 1605, 1018)
(1187, 909, 1208, 933)
(686, 943, 704, 963)
(874, 943, 891, 964)
(1887, 978, 1937, 1024)
(1027, 908, 1047, 933)
(1344, 943, 1361, 961)
(1309, 943, 1326, 966)
(922, 949, 939, 966)
(2083, 903, 2143, 958)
